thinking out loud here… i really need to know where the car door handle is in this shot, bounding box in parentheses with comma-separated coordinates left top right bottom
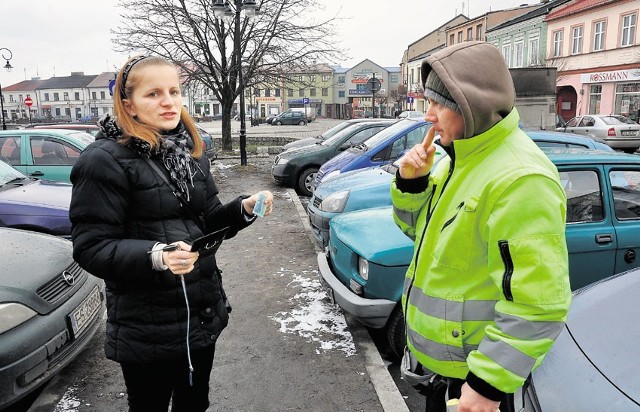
(595, 234, 613, 244)
(29, 171, 45, 177)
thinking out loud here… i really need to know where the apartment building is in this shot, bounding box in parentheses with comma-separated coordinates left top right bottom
(545, 0, 640, 122)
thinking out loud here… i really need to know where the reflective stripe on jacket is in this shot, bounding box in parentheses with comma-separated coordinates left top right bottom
(391, 109, 571, 394)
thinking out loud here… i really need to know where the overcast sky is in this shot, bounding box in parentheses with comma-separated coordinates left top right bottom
(1, 0, 531, 87)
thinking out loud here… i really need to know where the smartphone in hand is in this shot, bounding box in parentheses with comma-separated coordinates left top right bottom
(190, 227, 229, 256)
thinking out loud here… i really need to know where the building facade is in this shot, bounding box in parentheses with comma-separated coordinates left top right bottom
(545, 0, 640, 122)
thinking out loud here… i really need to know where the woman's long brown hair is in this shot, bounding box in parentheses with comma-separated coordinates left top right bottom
(113, 56, 203, 158)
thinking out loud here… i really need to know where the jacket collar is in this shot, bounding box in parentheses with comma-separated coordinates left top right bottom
(450, 108, 520, 165)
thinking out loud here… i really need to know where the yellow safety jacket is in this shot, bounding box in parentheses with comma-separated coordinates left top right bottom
(391, 109, 571, 395)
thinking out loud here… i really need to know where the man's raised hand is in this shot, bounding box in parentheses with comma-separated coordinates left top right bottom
(398, 126, 437, 180)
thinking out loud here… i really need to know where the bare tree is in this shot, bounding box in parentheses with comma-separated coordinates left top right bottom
(113, 0, 345, 150)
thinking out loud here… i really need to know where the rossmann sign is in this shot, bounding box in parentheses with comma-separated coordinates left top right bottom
(581, 69, 640, 84)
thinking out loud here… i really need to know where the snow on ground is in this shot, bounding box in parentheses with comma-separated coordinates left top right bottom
(269, 266, 356, 357)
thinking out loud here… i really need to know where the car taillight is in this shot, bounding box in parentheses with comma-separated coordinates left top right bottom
(608, 127, 616, 137)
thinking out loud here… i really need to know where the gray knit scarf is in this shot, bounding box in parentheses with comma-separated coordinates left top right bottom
(98, 114, 202, 201)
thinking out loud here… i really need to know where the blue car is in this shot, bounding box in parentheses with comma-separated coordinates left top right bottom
(308, 130, 612, 246)
(312, 118, 432, 190)
(0, 159, 72, 238)
(318, 147, 640, 359)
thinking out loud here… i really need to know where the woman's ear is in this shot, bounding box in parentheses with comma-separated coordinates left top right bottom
(123, 99, 135, 117)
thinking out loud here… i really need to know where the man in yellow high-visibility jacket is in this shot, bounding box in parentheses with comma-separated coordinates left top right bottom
(391, 41, 571, 412)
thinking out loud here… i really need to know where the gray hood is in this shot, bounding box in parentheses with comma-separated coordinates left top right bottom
(421, 41, 515, 139)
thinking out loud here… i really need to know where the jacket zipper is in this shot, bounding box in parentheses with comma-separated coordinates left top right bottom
(405, 147, 457, 326)
(498, 240, 514, 301)
(440, 201, 465, 232)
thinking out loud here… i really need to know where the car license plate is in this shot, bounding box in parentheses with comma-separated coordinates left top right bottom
(68, 286, 102, 339)
(622, 130, 637, 136)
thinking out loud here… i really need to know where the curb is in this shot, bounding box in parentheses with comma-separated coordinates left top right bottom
(287, 188, 409, 412)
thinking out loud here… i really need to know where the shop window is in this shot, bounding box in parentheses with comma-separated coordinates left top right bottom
(589, 85, 602, 114)
(615, 82, 640, 122)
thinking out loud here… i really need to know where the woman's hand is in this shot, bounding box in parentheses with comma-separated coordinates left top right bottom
(457, 383, 501, 412)
(398, 126, 437, 180)
(242, 190, 274, 217)
(163, 241, 199, 275)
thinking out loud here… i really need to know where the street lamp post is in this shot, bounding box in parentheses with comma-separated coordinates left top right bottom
(0, 47, 14, 131)
(213, 0, 257, 166)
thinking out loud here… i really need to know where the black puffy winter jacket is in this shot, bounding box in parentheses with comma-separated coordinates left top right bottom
(69, 134, 253, 364)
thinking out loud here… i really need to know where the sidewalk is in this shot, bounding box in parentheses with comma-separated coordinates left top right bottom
(208, 158, 410, 412)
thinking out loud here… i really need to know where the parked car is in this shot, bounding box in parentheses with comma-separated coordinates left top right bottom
(271, 111, 307, 126)
(272, 120, 395, 196)
(196, 126, 217, 163)
(312, 118, 432, 191)
(29, 123, 101, 137)
(0, 227, 105, 410)
(0, 159, 72, 238)
(308, 130, 614, 246)
(0, 129, 93, 183)
(318, 147, 640, 358)
(557, 114, 640, 153)
(283, 118, 394, 151)
(517, 268, 640, 411)
(396, 110, 424, 119)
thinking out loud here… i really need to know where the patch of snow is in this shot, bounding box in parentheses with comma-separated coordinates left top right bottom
(53, 386, 81, 412)
(269, 268, 356, 357)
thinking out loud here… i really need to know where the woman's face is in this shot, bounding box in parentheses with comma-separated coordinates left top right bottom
(123, 64, 183, 131)
(424, 98, 465, 146)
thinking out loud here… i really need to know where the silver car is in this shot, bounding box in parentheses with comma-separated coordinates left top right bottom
(0, 228, 105, 409)
(557, 114, 640, 153)
(518, 268, 640, 411)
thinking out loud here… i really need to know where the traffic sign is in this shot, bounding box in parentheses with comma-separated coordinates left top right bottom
(108, 79, 117, 96)
(302, 97, 310, 104)
(406, 96, 414, 103)
(366, 78, 382, 94)
(24, 97, 33, 107)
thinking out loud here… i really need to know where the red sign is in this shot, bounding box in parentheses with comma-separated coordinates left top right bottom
(24, 97, 33, 107)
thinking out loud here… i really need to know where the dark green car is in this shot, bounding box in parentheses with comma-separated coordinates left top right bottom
(271, 120, 395, 196)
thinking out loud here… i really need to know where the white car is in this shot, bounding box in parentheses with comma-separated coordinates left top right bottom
(396, 110, 424, 119)
(557, 114, 640, 153)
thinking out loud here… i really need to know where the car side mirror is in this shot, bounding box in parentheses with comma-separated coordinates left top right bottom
(339, 142, 351, 151)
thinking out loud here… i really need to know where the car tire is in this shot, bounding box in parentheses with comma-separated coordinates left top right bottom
(275, 121, 282, 126)
(384, 305, 405, 361)
(296, 167, 318, 197)
(298, 120, 305, 126)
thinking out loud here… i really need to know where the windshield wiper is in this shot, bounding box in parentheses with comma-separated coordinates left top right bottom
(3, 176, 27, 185)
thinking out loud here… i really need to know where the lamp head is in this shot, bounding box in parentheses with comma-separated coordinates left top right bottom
(4, 60, 12, 72)
(212, 0, 226, 18)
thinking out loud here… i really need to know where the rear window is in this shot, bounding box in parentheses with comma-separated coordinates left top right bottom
(601, 116, 636, 125)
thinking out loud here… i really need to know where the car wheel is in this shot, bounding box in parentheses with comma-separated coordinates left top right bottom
(275, 121, 282, 126)
(384, 305, 406, 361)
(296, 167, 318, 197)
(298, 120, 305, 126)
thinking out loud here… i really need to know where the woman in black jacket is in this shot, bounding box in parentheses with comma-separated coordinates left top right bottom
(69, 55, 273, 412)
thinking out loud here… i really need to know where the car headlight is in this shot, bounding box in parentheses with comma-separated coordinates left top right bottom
(320, 190, 350, 213)
(276, 156, 289, 165)
(321, 170, 341, 182)
(0, 303, 37, 335)
(358, 257, 369, 281)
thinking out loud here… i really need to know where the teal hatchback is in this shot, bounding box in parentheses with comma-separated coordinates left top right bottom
(318, 147, 640, 359)
(0, 129, 94, 183)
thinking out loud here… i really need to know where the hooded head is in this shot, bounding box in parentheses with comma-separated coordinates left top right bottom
(421, 41, 515, 139)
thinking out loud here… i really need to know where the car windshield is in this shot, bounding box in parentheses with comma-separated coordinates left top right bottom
(601, 116, 637, 125)
(321, 123, 371, 146)
(362, 119, 420, 148)
(319, 122, 355, 140)
(0, 159, 26, 185)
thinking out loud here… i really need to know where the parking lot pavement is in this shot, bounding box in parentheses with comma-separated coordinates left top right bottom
(198, 117, 346, 141)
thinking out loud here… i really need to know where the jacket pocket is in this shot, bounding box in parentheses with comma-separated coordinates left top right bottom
(433, 196, 479, 271)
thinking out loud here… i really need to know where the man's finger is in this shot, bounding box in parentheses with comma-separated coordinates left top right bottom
(422, 126, 436, 150)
